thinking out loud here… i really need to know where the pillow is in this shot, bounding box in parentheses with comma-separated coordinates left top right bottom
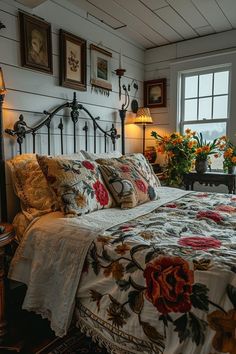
(7, 152, 85, 219)
(37, 155, 113, 216)
(121, 153, 161, 188)
(81, 150, 122, 161)
(97, 157, 159, 209)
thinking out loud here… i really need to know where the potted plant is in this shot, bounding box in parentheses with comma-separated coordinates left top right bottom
(219, 137, 236, 174)
(193, 133, 219, 173)
(151, 129, 196, 186)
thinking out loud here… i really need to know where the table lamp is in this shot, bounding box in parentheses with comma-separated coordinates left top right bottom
(134, 107, 153, 154)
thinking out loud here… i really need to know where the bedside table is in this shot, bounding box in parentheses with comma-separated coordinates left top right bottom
(0, 223, 22, 352)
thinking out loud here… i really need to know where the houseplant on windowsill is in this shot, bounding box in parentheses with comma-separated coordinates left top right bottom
(151, 129, 197, 186)
(193, 133, 219, 173)
(219, 137, 236, 174)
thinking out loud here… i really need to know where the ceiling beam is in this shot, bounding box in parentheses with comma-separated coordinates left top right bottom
(15, 0, 48, 8)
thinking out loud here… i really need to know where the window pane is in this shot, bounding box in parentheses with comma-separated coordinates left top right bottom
(184, 99, 197, 120)
(199, 97, 212, 119)
(214, 71, 229, 95)
(185, 76, 198, 98)
(213, 96, 228, 119)
(199, 73, 212, 97)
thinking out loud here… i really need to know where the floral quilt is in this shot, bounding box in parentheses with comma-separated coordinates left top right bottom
(76, 192, 236, 354)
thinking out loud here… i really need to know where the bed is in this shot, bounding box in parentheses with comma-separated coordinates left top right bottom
(2, 94, 236, 354)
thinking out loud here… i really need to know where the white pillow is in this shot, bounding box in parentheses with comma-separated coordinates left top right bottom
(81, 150, 122, 161)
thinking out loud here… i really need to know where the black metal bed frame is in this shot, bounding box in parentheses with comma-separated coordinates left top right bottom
(1, 92, 125, 222)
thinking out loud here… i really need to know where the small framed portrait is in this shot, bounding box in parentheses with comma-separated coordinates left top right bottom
(19, 11, 53, 74)
(90, 44, 112, 92)
(144, 79, 166, 108)
(60, 30, 87, 91)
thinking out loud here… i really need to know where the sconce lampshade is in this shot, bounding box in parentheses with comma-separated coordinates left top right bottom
(134, 107, 153, 125)
(0, 67, 6, 95)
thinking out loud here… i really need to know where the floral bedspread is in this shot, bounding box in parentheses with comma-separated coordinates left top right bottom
(76, 192, 236, 354)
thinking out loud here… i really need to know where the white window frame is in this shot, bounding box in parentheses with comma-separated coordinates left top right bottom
(179, 65, 231, 136)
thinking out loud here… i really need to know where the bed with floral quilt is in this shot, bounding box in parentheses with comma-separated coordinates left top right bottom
(9, 187, 236, 354)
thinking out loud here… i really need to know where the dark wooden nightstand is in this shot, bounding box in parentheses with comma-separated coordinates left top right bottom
(183, 171, 236, 194)
(0, 223, 22, 352)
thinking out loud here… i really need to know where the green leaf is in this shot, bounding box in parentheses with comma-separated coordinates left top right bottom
(174, 313, 189, 343)
(227, 284, 236, 308)
(128, 290, 144, 314)
(145, 249, 161, 263)
(126, 261, 139, 273)
(130, 244, 150, 257)
(116, 279, 130, 291)
(141, 321, 165, 349)
(190, 283, 209, 312)
(102, 249, 112, 262)
(91, 260, 101, 275)
(129, 276, 146, 291)
(188, 312, 207, 346)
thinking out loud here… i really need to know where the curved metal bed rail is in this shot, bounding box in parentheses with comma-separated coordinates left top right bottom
(5, 92, 121, 155)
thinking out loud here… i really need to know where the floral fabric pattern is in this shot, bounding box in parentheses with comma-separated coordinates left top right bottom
(37, 155, 113, 216)
(76, 191, 236, 354)
(97, 155, 159, 209)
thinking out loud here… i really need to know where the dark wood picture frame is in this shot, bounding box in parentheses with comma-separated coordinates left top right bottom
(144, 79, 166, 108)
(19, 11, 53, 74)
(90, 44, 112, 91)
(60, 30, 87, 91)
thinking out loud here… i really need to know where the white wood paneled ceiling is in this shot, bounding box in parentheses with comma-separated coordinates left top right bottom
(67, 0, 236, 49)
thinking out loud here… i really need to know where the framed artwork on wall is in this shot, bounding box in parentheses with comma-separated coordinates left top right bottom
(60, 30, 87, 91)
(90, 44, 112, 93)
(19, 11, 53, 74)
(144, 79, 166, 108)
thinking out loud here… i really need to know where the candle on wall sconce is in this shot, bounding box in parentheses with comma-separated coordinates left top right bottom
(115, 48, 126, 100)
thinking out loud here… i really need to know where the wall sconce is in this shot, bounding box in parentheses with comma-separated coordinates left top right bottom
(0, 67, 7, 222)
(134, 107, 153, 154)
(115, 49, 126, 100)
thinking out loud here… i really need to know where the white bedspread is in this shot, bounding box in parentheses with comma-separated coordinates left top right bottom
(8, 187, 189, 337)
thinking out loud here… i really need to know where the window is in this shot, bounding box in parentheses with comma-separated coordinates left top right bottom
(179, 67, 231, 169)
(180, 67, 230, 139)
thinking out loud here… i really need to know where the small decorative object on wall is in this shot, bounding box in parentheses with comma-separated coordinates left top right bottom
(19, 12, 53, 74)
(60, 30, 87, 91)
(0, 21, 6, 30)
(90, 44, 112, 96)
(144, 79, 166, 108)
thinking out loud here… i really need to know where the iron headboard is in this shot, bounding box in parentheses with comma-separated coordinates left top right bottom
(1, 92, 124, 222)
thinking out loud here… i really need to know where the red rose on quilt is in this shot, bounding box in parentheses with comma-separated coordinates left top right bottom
(144, 256, 194, 314)
(178, 236, 221, 250)
(135, 179, 147, 193)
(165, 203, 177, 208)
(196, 210, 223, 223)
(120, 164, 130, 173)
(215, 205, 236, 213)
(82, 160, 95, 170)
(93, 180, 109, 206)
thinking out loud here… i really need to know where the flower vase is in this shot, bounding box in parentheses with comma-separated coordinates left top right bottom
(228, 165, 236, 174)
(195, 158, 208, 174)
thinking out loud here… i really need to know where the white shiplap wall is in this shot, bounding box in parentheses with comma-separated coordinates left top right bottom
(144, 29, 236, 152)
(0, 0, 145, 219)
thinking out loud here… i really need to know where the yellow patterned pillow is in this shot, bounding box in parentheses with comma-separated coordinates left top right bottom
(7, 154, 58, 219)
(37, 155, 113, 216)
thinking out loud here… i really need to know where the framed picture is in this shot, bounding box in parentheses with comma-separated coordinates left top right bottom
(90, 44, 112, 92)
(144, 79, 166, 108)
(19, 11, 53, 74)
(60, 30, 87, 91)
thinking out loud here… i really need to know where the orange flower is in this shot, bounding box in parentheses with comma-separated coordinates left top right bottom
(207, 309, 236, 354)
(220, 135, 227, 141)
(167, 151, 175, 158)
(115, 243, 130, 255)
(196, 148, 203, 154)
(163, 135, 170, 142)
(224, 148, 233, 158)
(231, 156, 236, 164)
(202, 145, 210, 153)
(187, 141, 195, 149)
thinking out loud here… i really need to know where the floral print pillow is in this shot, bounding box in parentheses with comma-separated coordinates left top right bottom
(97, 158, 159, 209)
(121, 153, 161, 188)
(37, 155, 113, 216)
